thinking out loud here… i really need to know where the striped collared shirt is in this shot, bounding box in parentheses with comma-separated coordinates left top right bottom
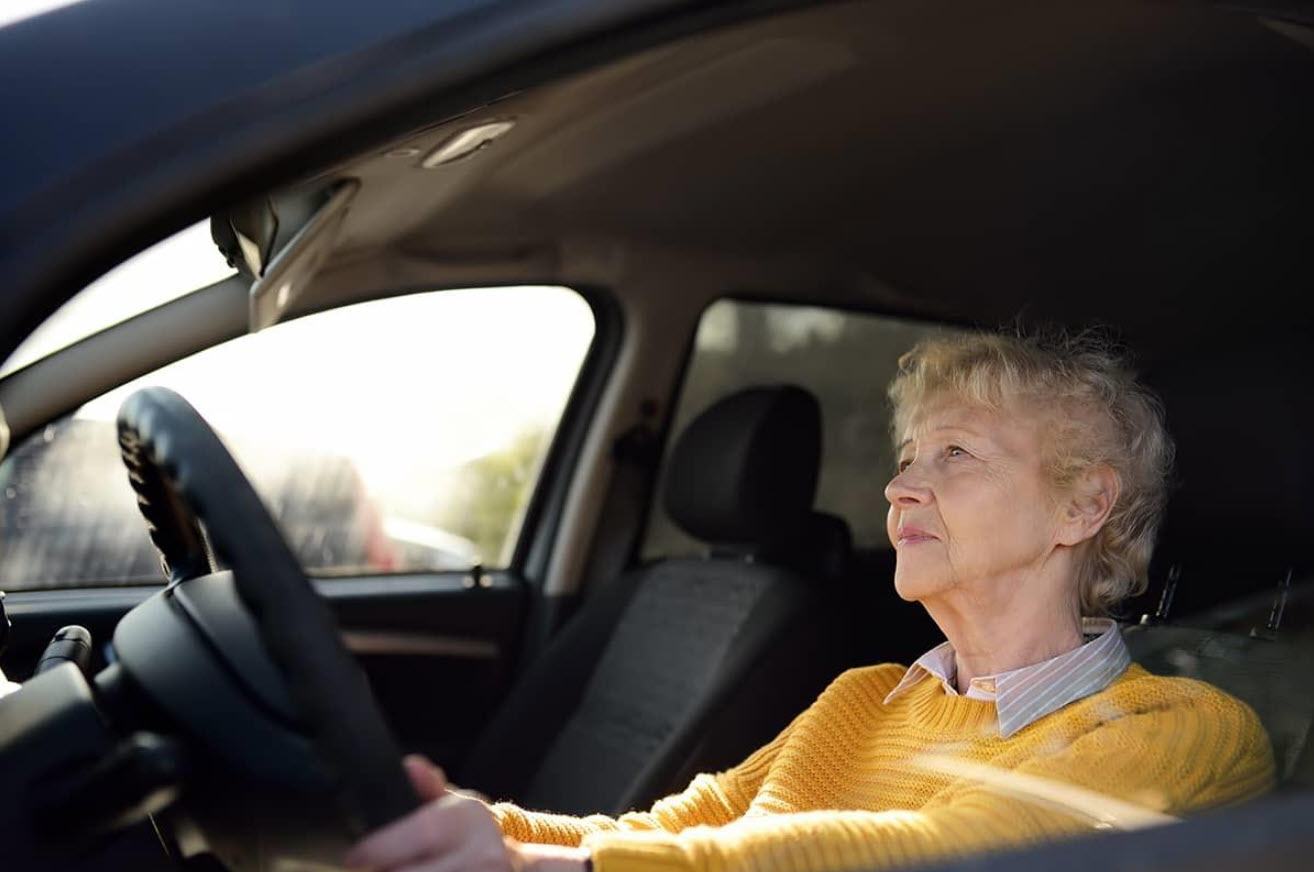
(883, 617, 1131, 738)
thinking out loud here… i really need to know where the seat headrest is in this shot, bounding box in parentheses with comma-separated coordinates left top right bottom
(759, 511, 853, 582)
(1133, 347, 1313, 618)
(663, 385, 821, 546)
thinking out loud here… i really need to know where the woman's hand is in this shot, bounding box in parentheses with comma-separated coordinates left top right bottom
(345, 755, 590, 872)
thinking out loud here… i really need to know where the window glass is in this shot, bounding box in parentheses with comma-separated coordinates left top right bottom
(0, 286, 595, 589)
(643, 300, 964, 557)
(0, 220, 237, 377)
(0, 0, 90, 30)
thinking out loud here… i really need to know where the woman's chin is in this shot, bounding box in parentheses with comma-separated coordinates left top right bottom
(892, 567, 950, 603)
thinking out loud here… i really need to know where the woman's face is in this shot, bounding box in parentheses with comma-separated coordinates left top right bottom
(885, 399, 1065, 605)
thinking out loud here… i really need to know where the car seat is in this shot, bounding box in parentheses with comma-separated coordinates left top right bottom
(1126, 347, 1314, 787)
(459, 385, 854, 815)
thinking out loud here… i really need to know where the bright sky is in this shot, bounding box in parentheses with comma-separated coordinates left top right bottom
(0, 0, 89, 29)
(2, 222, 238, 376)
(77, 287, 594, 494)
(4, 219, 595, 507)
(0, 0, 594, 500)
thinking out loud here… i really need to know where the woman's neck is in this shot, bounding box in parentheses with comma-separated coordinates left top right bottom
(921, 585, 1084, 693)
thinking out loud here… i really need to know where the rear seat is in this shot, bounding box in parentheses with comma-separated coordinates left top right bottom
(1126, 348, 1314, 787)
(1126, 617, 1314, 785)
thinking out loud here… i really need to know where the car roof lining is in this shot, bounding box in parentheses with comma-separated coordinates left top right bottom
(298, 0, 1314, 359)
(273, 0, 1314, 600)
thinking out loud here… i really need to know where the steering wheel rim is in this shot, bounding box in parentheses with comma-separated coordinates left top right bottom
(116, 386, 417, 835)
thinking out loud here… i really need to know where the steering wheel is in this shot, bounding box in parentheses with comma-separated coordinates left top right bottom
(115, 386, 417, 838)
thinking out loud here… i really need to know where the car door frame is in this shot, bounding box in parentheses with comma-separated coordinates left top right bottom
(0, 279, 622, 765)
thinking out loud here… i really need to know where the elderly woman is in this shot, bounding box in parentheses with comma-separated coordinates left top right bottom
(347, 331, 1274, 872)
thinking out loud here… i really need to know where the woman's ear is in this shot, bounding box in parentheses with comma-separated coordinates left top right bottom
(1057, 465, 1120, 546)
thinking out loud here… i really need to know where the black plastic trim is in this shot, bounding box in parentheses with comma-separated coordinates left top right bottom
(2, 572, 515, 611)
(516, 285, 624, 584)
(907, 790, 1314, 872)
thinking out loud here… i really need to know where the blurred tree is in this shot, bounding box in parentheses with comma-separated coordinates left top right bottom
(432, 428, 547, 564)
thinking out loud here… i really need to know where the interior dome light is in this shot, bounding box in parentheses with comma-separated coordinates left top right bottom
(421, 120, 516, 167)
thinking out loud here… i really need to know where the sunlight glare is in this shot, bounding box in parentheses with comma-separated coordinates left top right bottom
(0, 0, 94, 29)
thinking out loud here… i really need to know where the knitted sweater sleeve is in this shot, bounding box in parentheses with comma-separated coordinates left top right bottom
(492, 714, 797, 847)
(580, 686, 1275, 872)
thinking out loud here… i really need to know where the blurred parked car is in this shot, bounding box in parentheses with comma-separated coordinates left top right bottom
(0, 418, 479, 589)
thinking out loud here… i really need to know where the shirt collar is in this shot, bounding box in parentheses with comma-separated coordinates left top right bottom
(883, 617, 1131, 738)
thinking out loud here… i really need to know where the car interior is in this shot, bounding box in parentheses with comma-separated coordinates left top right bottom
(1, 0, 1313, 869)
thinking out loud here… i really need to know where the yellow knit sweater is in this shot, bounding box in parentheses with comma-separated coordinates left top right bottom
(493, 663, 1274, 872)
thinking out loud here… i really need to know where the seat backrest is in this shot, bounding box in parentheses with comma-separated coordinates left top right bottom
(1126, 623, 1314, 783)
(459, 385, 853, 814)
(1123, 349, 1314, 785)
(1131, 346, 1313, 621)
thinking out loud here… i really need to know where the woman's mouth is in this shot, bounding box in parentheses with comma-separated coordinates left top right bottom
(896, 526, 938, 547)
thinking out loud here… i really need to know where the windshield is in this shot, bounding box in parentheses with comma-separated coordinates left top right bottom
(0, 220, 236, 377)
(0, 0, 93, 29)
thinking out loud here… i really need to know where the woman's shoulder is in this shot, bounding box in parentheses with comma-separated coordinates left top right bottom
(774, 664, 912, 733)
(1096, 663, 1276, 794)
(820, 663, 912, 699)
(1106, 663, 1267, 733)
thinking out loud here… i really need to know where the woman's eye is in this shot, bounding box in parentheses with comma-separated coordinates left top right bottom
(946, 445, 967, 459)
(897, 458, 912, 472)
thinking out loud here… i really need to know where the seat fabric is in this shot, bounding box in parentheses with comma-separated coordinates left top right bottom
(459, 385, 852, 814)
(522, 558, 813, 813)
(1126, 349, 1314, 787)
(1126, 624, 1314, 783)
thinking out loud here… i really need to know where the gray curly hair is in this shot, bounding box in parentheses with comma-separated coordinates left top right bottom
(887, 329, 1175, 616)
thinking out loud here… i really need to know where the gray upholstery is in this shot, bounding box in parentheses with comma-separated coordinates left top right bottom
(459, 385, 851, 814)
(664, 385, 820, 547)
(1135, 347, 1313, 620)
(1126, 625, 1314, 783)
(523, 561, 772, 812)
(1123, 351, 1314, 786)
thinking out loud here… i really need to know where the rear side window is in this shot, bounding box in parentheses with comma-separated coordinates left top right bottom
(642, 300, 962, 558)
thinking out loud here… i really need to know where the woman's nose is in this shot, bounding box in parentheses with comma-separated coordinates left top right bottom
(885, 467, 929, 506)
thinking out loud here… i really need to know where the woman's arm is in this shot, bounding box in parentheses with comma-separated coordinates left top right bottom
(491, 772, 742, 847)
(345, 716, 800, 871)
(343, 744, 774, 872)
(579, 692, 1275, 872)
(493, 713, 797, 846)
